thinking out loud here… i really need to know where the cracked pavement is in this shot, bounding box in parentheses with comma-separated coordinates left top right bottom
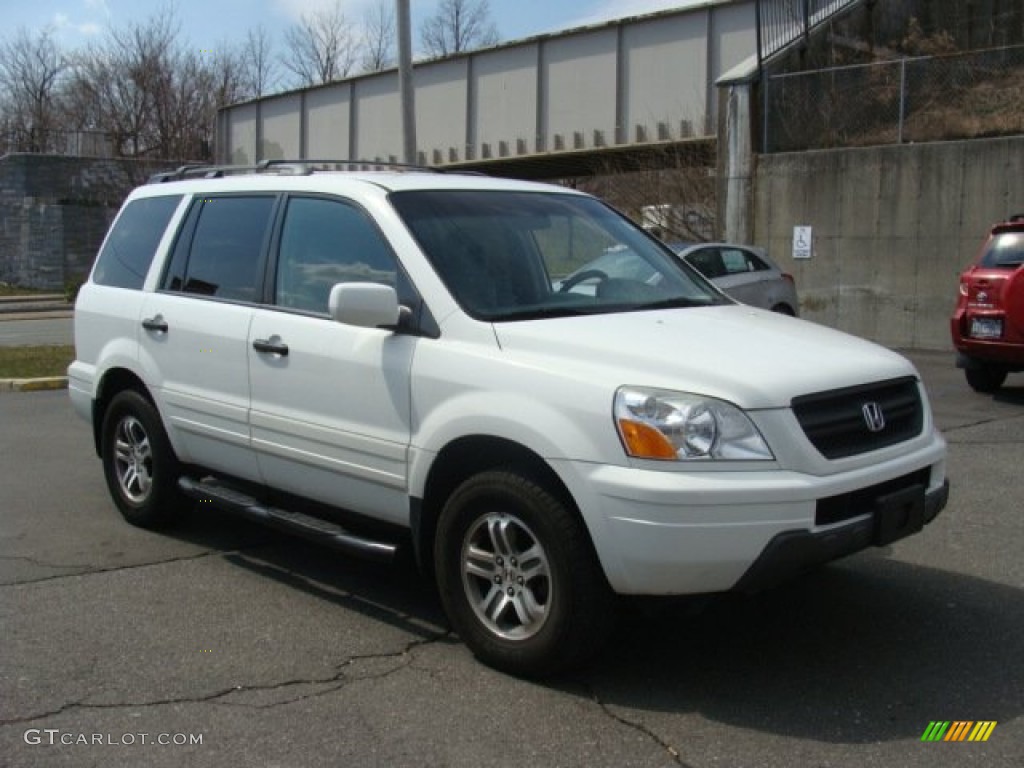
(2, 353, 1022, 767)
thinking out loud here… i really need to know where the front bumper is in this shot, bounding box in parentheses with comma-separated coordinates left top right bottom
(732, 479, 948, 593)
(557, 433, 948, 595)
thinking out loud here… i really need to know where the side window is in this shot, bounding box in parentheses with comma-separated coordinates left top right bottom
(688, 248, 726, 279)
(161, 200, 202, 292)
(92, 195, 182, 289)
(275, 196, 398, 314)
(721, 248, 753, 275)
(167, 196, 275, 301)
(741, 249, 771, 272)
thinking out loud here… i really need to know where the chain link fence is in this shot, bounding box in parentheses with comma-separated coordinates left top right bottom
(1, 128, 114, 158)
(764, 44, 1024, 152)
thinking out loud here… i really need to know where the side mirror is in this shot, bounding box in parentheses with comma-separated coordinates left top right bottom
(328, 283, 401, 329)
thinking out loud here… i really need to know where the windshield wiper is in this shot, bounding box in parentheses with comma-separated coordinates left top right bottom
(632, 297, 715, 311)
(495, 305, 607, 321)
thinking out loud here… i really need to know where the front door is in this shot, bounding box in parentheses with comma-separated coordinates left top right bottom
(247, 195, 416, 525)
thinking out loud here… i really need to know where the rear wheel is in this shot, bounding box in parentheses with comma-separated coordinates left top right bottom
(770, 303, 796, 316)
(435, 470, 615, 678)
(101, 390, 184, 528)
(965, 365, 1007, 394)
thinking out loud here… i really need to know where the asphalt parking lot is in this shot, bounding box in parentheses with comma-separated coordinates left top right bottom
(1, 351, 1021, 768)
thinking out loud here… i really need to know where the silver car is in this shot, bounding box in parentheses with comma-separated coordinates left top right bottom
(670, 243, 800, 316)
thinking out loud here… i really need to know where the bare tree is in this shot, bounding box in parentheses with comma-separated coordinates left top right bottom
(205, 47, 246, 114)
(161, 46, 244, 159)
(280, 0, 357, 87)
(61, 7, 242, 161)
(137, 11, 191, 158)
(240, 26, 277, 99)
(62, 39, 153, 157)
(0, 27, 66, 152)
(420, 0, 498, 58)
(361, 0, 396, 72)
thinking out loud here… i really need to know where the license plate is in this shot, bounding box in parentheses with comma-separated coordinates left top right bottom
(873, 485, 925, 546)
(970, 317, 1003, 339)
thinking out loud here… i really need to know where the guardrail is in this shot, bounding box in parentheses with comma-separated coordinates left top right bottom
(756, 0, 860, 64)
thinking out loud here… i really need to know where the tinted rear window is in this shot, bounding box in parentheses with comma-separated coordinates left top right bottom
(165, 196, 276, 302)
(980, 232, 1024, 268)
(92, 196, 182, 289)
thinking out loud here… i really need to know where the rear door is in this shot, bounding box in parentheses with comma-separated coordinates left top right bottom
(247, 194, 417, 525)
(139, 194, 277, 481)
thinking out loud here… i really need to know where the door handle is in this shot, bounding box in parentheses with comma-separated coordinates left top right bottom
(142, 316, 168, 333)
(252, 338, 289, 356)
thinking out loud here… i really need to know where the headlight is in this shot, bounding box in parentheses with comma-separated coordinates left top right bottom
(614, 387, 774, 461)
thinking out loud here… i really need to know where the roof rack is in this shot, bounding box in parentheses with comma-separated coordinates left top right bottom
(146, 158, 447, 185)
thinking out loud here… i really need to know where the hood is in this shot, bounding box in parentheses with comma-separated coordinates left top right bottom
(492, 306, 917, 409)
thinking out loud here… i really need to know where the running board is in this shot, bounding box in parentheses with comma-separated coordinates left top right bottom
(178, 477, 398, 563)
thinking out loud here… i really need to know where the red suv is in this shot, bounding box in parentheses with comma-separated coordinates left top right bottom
(951, 214, 1024, 392)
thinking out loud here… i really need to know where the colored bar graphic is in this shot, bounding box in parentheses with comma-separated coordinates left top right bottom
(945, 721, 972, 741)
(968, 722, 997, 742)
(921, 721, 997, 742)
(921, 721, 950, 741)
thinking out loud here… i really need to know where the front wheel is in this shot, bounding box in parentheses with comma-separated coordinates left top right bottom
(101, 390, 183, 528)
(965, 365, 1007, 393)
(435, 470, 615, 678)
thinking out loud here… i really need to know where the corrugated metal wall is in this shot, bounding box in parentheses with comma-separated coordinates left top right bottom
(218, 1, 755, 166)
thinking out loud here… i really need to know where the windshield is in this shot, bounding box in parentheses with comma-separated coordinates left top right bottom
(389, 190, 725, 321)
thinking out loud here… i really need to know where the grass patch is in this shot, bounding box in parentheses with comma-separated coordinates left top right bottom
(0, 345, 75, 378)
(0, 284, 48, 297)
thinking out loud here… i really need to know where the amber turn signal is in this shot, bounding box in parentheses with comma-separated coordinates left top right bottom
(617, 419, 678, 460)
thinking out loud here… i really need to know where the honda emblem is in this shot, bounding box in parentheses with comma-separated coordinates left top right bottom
(862, 402, 886, 433)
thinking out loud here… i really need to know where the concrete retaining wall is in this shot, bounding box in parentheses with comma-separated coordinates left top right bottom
(753, 136, 1024, 350)
(0, 155, 174, 291)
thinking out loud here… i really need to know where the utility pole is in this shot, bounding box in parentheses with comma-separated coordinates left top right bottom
(396, 0, 417, 164)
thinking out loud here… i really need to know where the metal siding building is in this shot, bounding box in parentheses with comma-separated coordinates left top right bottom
(217, 1, 755, 168)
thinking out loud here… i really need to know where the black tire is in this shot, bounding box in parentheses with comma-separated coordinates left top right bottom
(100, 390, 184, 528)
(434, 469, 616, 678)
(771, 303, 796, 316)
(964, 365, 1007, 394)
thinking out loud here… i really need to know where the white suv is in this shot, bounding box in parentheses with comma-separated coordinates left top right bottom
(69, 162, 949, 677)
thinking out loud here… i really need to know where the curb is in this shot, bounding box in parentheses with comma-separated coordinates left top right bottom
(0, 377, 69, 392)
(0, 310, 74, 321)
(0, 293, 65, 304)
(0, 305, 74, 317)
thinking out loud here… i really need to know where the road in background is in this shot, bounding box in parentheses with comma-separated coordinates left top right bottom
(0, 315, 73, 346)
(1, 352, 1021, 767)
